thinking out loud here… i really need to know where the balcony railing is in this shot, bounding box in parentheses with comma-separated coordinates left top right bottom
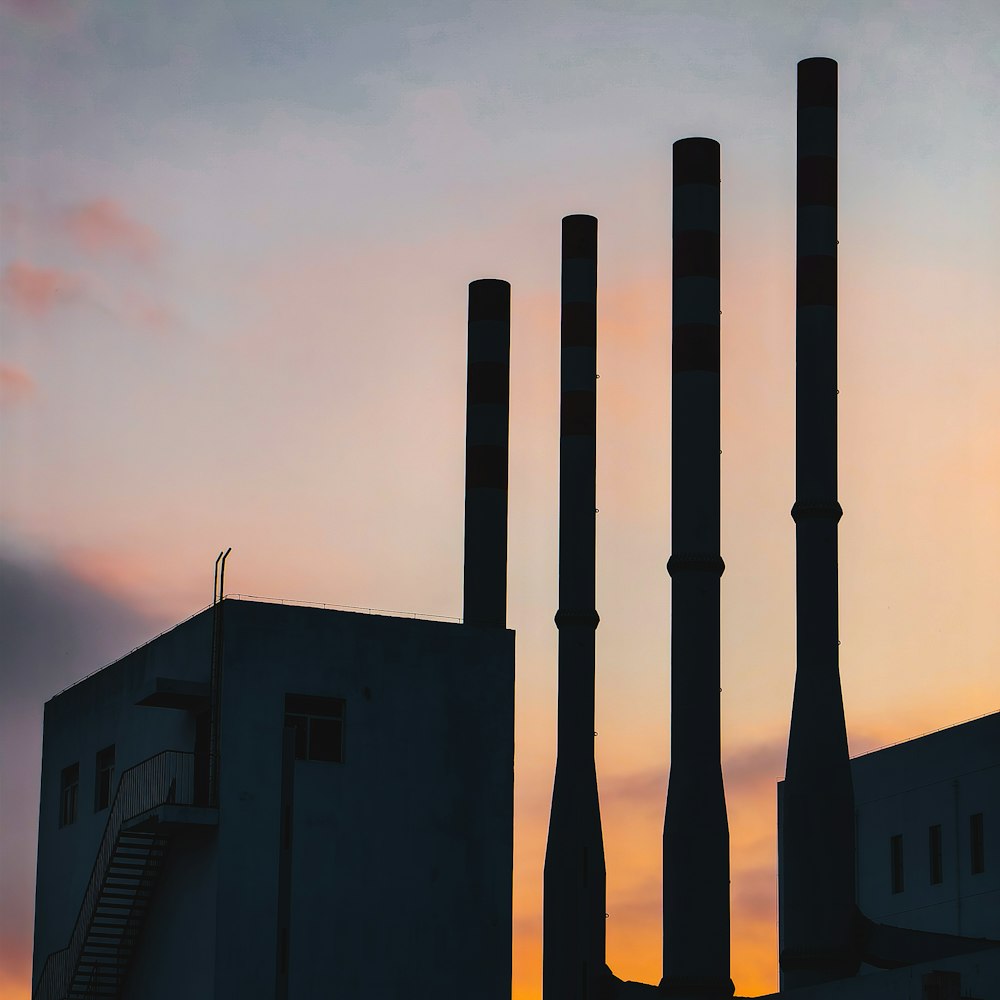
(34, 750, 205, 1000)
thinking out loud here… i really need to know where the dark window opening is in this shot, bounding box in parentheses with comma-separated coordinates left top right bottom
(922, 970, 960, 1000)
(928, 824, 943, 885)
(890, 834, 904, 894)
(971, 813, 985, 875)
(95, 745, 115, 812)
(283, 804, 293, 850)
(284, 694, 345, 763)
(285, 713, 308, 759)
(308, 716, 343, 762)
(60, 763, 79, 827)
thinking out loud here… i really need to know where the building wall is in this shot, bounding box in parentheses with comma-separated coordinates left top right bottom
(33, 600, 515, 1000)
(852, 712, 999, 940)
(32, 609, 212, 990)
(212, 600, 515, 999)
(122, 828, 218, 1000)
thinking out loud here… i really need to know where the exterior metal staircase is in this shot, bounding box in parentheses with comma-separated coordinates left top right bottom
(34, 751, 215, 1000)
(74, 830, 167, 997)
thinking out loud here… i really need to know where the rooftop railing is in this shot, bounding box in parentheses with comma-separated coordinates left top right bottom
(55, 596, 461, 698)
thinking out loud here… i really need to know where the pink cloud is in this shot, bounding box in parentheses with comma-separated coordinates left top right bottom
(0, 364, 36, 408)
(599, 737, 787, 812)
(59, 547, 154, 606)
(732, 862, 778, 924)
(0, 260, 176, 333)
(62, 199, 159, 263)
(123, 296, 176, 334)
(0, 261, 82, 318)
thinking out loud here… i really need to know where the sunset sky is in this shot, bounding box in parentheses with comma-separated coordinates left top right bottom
(2, 0, 998, 996)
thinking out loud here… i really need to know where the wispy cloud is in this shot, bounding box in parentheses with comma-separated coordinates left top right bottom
(0, 261, 82, 318)
(0, 364, 36, 407)
(61, 198, 160, 263)
(599, 736, 786, 810)
(723, 739, 786, 794)
(733, 862, 777, 924)
(121, 293, 177, 334)
(0, 258, 176, 333)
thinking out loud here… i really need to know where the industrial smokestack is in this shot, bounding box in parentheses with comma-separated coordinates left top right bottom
(543, 214, 608, 1000)
(462, 278, 511, 627)
(779, 56, 860, 987)
(661, 137, 734, 999)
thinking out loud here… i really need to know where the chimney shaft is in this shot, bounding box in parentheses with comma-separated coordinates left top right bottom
(780, 56, 860, 987)
(661, 138, 733, 998)
(462, 279, 511, 627)
(543, 215, 608, 1000)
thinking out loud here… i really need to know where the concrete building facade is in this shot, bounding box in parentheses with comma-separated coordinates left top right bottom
(771, 712, 999, 1000)
(32, 599, 514, 999)
(852, 711, 998, 944)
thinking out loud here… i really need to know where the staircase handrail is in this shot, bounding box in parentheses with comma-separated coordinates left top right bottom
(33, 750, 200, 1000)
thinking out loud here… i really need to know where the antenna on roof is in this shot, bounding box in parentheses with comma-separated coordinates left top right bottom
(219, 547, 232, 602)
(213, 547, 232, 604)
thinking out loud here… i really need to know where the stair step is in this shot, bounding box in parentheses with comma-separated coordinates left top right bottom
(56, 811, 174, 999)
(96, 900, 147, 911)
(78, 956, 126, 967)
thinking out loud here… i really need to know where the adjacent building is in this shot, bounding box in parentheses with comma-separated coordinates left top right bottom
(32, 598, 515, 999)
(852, 711, 998, 944)
(770, 712, 999, 1000)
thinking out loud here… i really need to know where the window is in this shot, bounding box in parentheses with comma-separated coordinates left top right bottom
(60, 764, 79, 827)
(284, 694, 345, 763)
(890, 834, 904, 894)
(95, 745, 115, 812)
(971, 813, 985, 875)
(928, 824, 943, 885)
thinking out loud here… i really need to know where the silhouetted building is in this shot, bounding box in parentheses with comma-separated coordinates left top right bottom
(32, 279, 515, 1000)
(851, 711, 999, 944)
(769, 713, 1000, 999)
(32, 600, 514, 1000)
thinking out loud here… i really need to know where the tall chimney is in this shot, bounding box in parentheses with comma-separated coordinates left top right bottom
(543, 214, 608, 1000)
(779, 56, 860, 987)
(463, 278, 511, 627)
(661, 137, 733, 999)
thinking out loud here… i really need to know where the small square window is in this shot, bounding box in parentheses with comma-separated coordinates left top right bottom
(60, 763, 79, 827)
(95, 745, 115, 812)
(309, 717, 343, 763)
(283, 695, 345, 763)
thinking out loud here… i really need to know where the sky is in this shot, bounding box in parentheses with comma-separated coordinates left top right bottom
(1, 0, 998, 996)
